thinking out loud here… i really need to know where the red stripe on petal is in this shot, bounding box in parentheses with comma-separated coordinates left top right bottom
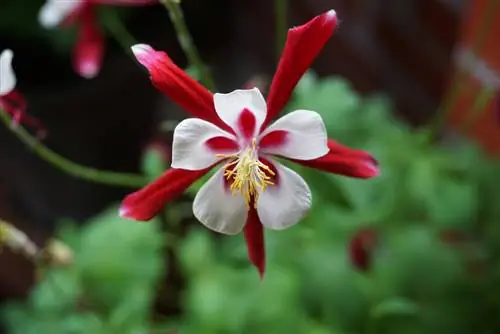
(244, 204, 266, 279)
(119, 167, 210, 221)
(259, 130, 288, 149)
(73, 6, 104, 79)
(263, 10, 338, 128)
(131, 44, 230, 132)
(205, 136, 239, 152)
(238, 108, 256, 140)
(291, 139, 379, 179)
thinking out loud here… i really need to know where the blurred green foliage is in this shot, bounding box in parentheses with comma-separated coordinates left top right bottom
(2, 208, 164, 334)
(3, 72, 500, 333)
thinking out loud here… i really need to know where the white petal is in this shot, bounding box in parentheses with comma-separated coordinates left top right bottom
(38, 0, 82, 28)
(171, 118, 238, 170)
(213, 88, 267, 137)
(0, 50, 16, 96)
(256, 161, 311, 230)
(259, 109, 328, 160)
(193, 168, 248, 235)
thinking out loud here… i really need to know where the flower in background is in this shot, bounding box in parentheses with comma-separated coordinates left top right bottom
(0, 50, 47, 138)
(243, 74, 270, 93)
(38, 0, 157, 79)
(349, 228, 378, 272)
(120, 10, 379, 277)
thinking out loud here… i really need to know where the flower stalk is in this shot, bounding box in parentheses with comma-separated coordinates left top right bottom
(0, 108, 147, 188)
(275, 0, 287, 61)
(460, 87, 494, 133)
(101, 8, 137, 55)
(160, 0, 216, 90)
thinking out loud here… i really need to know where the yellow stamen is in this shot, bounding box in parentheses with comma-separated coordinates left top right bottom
(216, 139, 275, 207)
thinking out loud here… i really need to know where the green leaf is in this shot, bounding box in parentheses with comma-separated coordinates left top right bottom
(76, 205, 164, 310)
(30, 269, 82, 313)
(58, 313, 105, 334)
(107, 286, 152, 333)
(178, 228, 214, 275)
(371, 298, 418, 319)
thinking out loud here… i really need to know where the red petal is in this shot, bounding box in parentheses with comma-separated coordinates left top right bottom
(244, 205, 266, 278)
(73, 6, 104, 79)
(60, 3, 87, 27)
(131, 44, 229, 131)
(120, 168, 210, 221)
(237, 108, 256, 140)
(291, 139, 379, 179)
(0, 91, 47, 138)
(263, 10, 338, 128)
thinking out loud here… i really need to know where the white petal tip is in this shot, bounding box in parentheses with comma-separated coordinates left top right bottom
(78, 62, 99, 79)
(367, 163, 380, 177)
(2, 49, 13, 60)
(326, 9, 337, 18)
(38, 1, 82, 28)
(119, 207, 129, 218)
(38, 4, 62, 28)
(131, 44, 153, 57)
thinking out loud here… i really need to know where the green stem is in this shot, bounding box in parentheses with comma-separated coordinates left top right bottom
(160, 0, 216, 91)
(0, 109, 147, 188)
(428, 0, 500, 140)
(101, 8, 137, 55)
(426, 73, 465, 139)
(275, 0, 287, 61)
(460, 88, 494, 133)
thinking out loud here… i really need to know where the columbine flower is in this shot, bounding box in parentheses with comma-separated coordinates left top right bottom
(38, 0, 157, 79)
(0, 50, 46, 138)
(120, 10, 379, 276)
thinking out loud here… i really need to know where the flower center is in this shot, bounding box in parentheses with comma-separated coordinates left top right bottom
(217, 138, 275, 207)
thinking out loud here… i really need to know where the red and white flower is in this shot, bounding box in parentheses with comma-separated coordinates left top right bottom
(119, 10, 379, 277)
(0, 50, 46, 137)
(38, 0, 157, 79)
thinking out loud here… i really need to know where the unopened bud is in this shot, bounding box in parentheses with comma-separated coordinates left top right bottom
(0, 220, 38, 258)
(349, 228, 378, 272)
(44, 239, 74, 266)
